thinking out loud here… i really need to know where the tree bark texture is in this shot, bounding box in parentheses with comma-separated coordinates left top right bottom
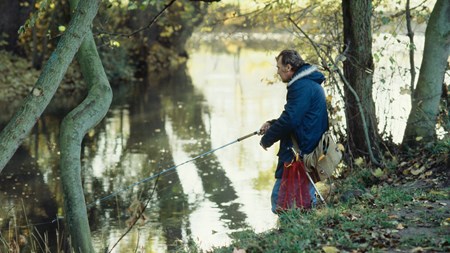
(59, 32, 112, 253)
(342, 0, 381, 159)
(0, 0, 101, 174)
(402, 0, 450, 147)
(59, 1, 113, 252)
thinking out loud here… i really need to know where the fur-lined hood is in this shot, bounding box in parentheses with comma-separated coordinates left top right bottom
(287, 65, 325, 87)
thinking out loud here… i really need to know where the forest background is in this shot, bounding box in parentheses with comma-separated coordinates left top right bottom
(0, 0, 448, 252)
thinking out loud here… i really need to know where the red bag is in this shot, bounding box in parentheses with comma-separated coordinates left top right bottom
(276, 161, 312, 212)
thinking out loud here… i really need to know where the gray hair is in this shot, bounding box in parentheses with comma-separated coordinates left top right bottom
(276, 49, 305, 72)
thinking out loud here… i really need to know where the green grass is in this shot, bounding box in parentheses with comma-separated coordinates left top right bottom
(178, 164, 450, 253)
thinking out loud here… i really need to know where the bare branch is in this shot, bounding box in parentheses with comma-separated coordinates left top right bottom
(100, 0, 177, 38)
(390, 0, 428, 18)
(405, 0, 416, 100)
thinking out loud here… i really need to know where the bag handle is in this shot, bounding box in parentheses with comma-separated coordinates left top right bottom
(290, 132, 330, 158)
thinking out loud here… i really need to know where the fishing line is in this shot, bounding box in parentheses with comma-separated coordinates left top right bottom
(3, 154, 214, 231)
(86, 131, 259, 208)
(3, 131, 259, 231)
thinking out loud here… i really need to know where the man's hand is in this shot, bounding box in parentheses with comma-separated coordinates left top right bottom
(259, 121, 271, 135)
(259, 121, 272, 150)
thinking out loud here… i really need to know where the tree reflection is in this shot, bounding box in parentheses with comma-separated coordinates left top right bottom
(126, 83, 190, 251)
(160, 63, 248, 230)
(0, 60, 251, 252)
(78, 80, 191, 251)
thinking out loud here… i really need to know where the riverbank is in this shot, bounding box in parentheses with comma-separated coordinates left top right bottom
(182, 147, 449, 252)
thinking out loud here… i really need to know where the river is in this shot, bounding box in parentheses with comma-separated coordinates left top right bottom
(0, 42, 287, 252)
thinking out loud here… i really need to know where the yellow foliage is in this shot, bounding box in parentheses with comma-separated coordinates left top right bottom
(410, 166, 425, 176)
(354, 157, 365, 167)
(109, 40, 120, 48)
(372, 168, 384, 178)
(322, 246, 340, 253)
(160, 26, 174, 38)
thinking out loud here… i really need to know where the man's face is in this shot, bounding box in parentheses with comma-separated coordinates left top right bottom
(276, 57, 294, 83)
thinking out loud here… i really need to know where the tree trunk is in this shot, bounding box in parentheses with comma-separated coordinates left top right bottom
(342, 0, 381, 160)
(402, 0, 450, 147)
(59, 0, 113, 251)
(0, 0, 101, 173)
(60, 32, 112, 252)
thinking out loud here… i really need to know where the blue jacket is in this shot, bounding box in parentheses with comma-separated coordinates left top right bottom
(260, 64, 328, 178)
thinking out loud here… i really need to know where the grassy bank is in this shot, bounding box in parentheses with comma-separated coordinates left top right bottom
(181, 141, 449, 253)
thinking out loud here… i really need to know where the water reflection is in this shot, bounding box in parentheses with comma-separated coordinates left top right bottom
(160, 67, 248, 233)
(0, 47, 284, 252)
(0, 146, 64, 251)
(84, 82, 191, 251)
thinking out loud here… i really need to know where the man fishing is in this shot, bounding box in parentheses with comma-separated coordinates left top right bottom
(259, 49, 328, 214)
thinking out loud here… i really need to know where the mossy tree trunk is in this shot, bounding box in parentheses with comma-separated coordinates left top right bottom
(0, 0, 101, 174)
(402, 0, 450, 147)
(58, 0, 113, 252)
(342, 0, 382, 161)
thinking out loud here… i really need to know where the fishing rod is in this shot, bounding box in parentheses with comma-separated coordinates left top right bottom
(86, 130, 259, 208)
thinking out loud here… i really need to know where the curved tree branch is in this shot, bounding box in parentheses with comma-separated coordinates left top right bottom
(0, 0, 101, 174)
(58, 0, 113, 251)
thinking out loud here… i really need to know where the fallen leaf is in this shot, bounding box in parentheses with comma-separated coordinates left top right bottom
(411, 166, 425, 176)
(354, 157, 364, 166)
(442, 218, 450, 226)
(371, 231, 380, 238)
(372, 168, 384, 178)
(396, 223, 405, 230)
(322, 246, 340, 253)
(429, 190, 448, 197)
(411, 247, 425, 253)
(233, 248, 246, 253)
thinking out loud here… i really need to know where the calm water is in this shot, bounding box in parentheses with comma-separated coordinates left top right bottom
(0, 45, 287, 252)
(1, 31, 443, 252)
